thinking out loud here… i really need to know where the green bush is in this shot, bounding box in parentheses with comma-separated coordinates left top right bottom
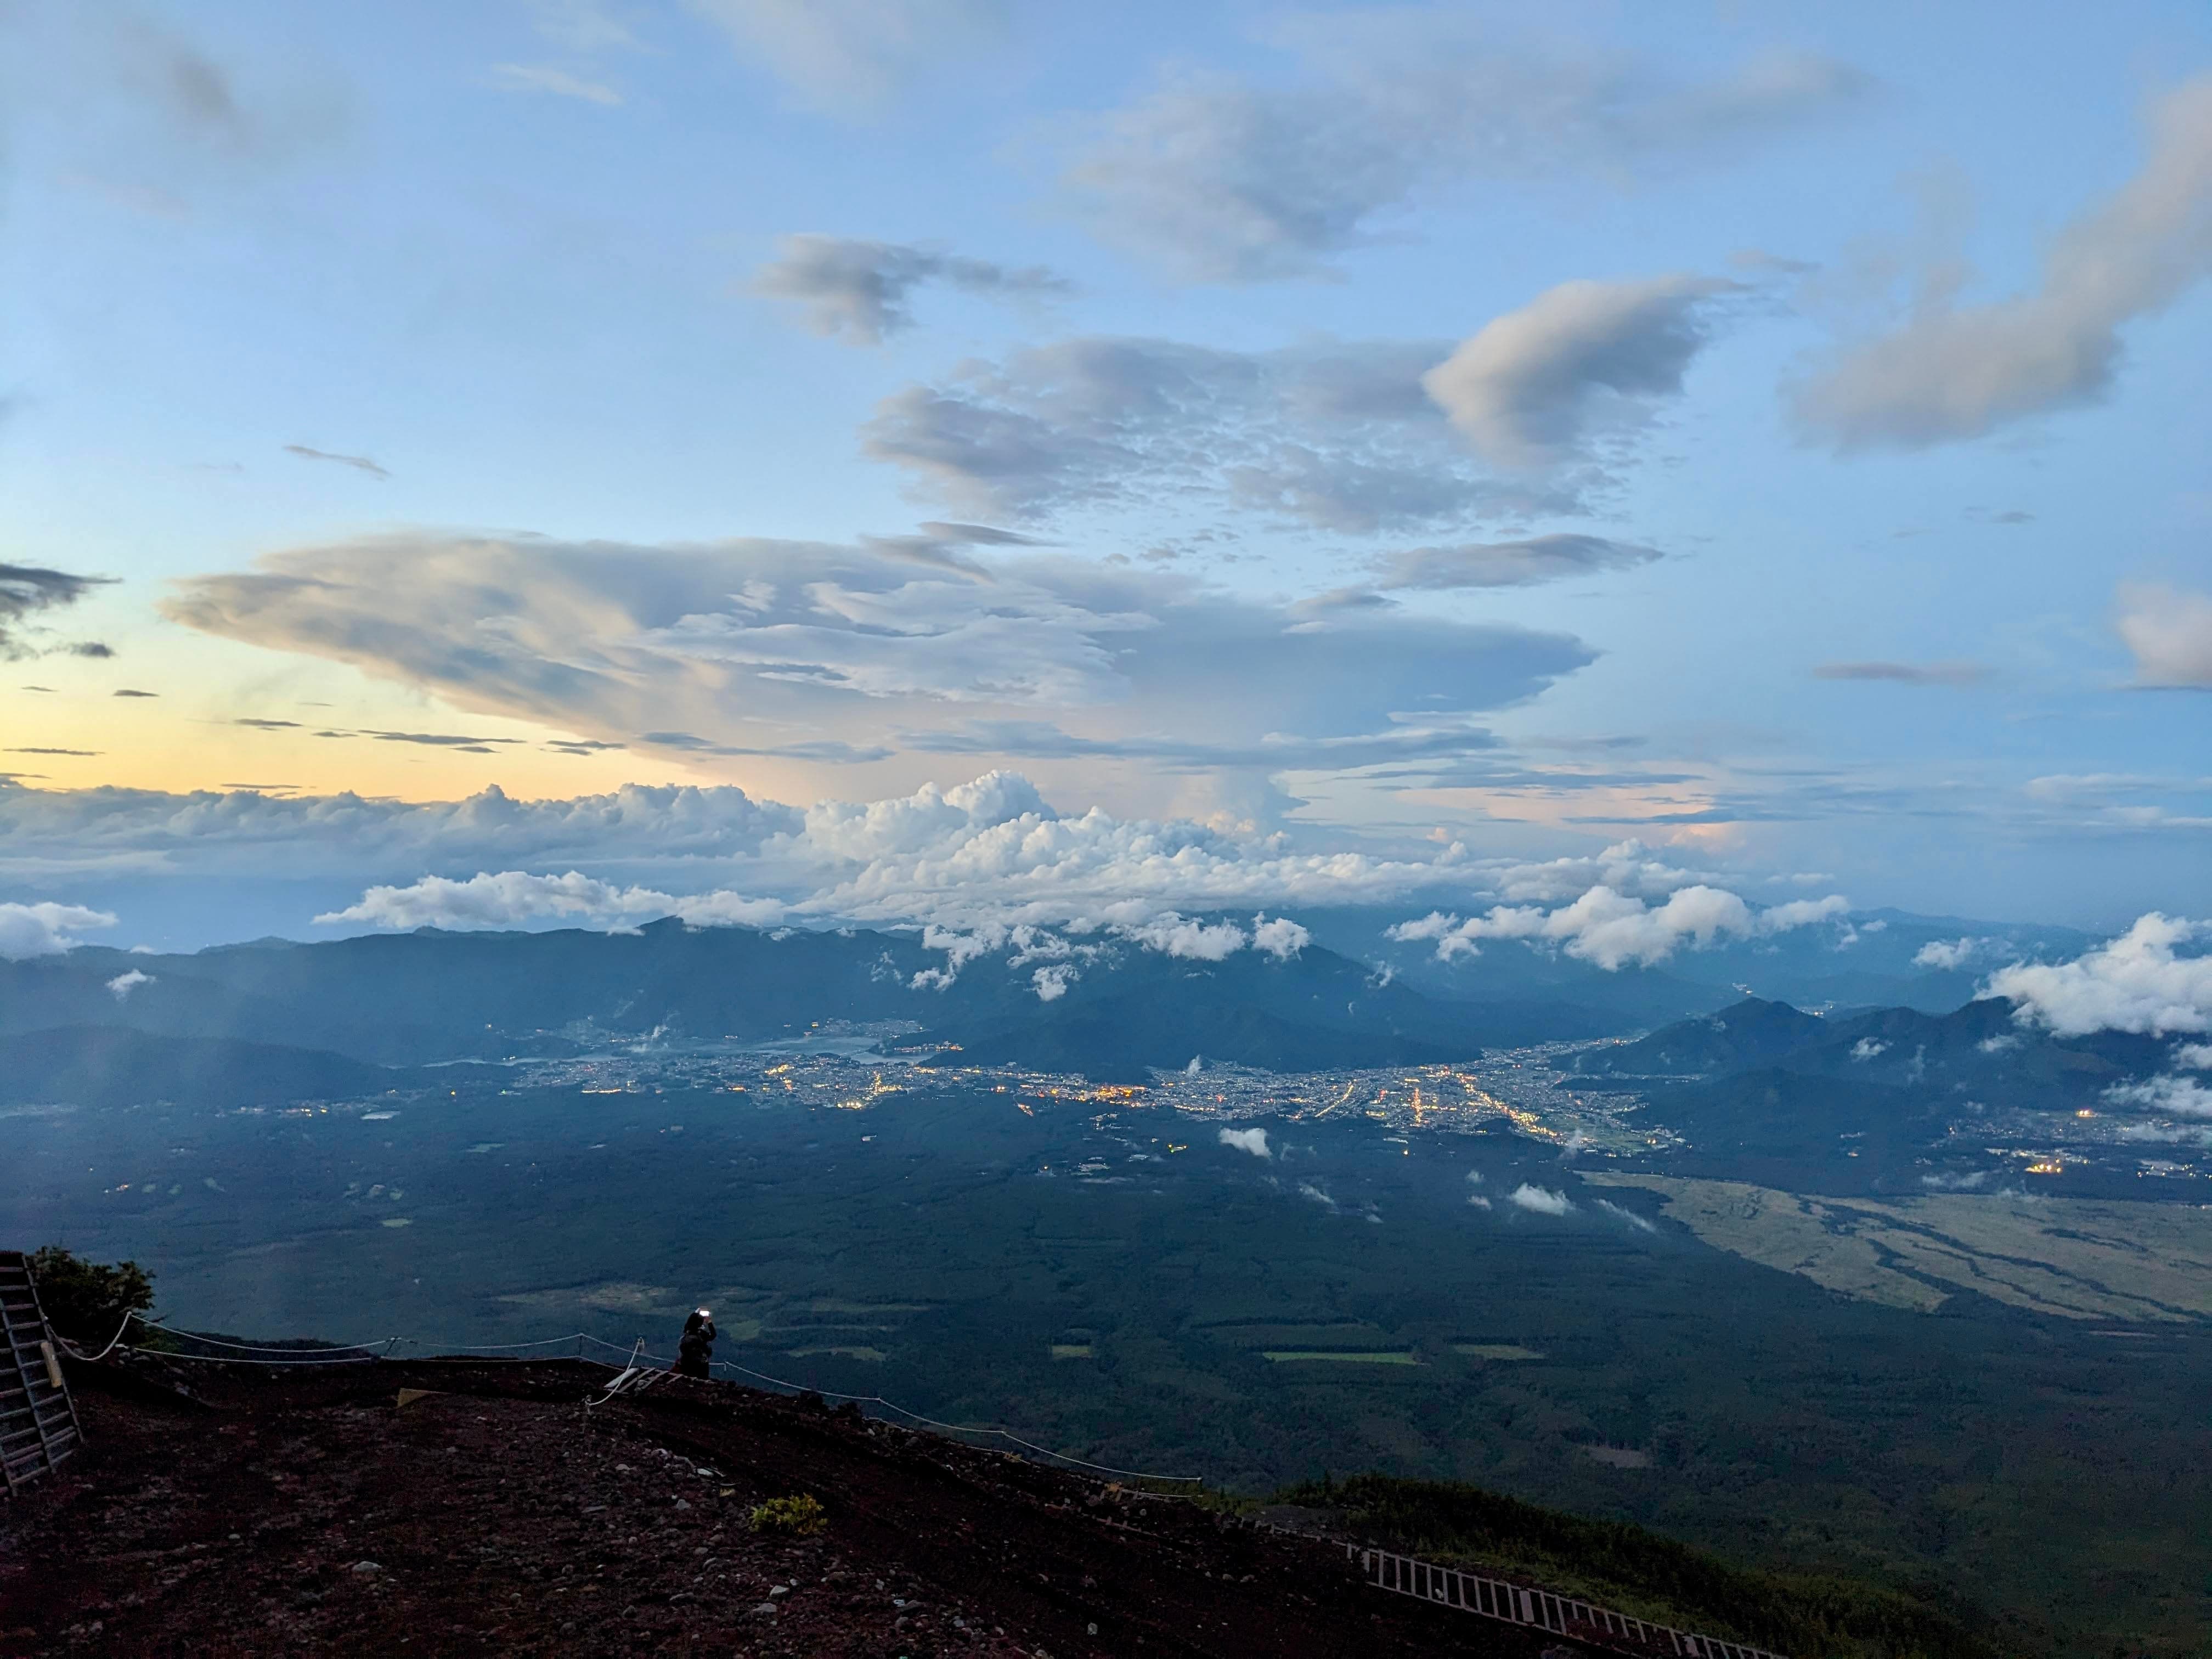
(748, 1493, 827, 1537)
(28, 1246, 154, 1346)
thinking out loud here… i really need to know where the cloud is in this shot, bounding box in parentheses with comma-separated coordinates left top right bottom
(2104, 1073, 2212, 1119)
(1593, 1197, 1656, 1233)
(2178, 1043, 2212, 1070)
(1914, 936, 1988, 969)
(489, 63, 623, 105)
(1373, 534, 1662, 591)
(1793, 74, 2212, 448)
(106, 968, 153, 1001)
(1508, 1182, 1573, 1216)
(113, 689, 158, 697)
(284, 444, 390, 479)
(313, 869, 785, 932)
(162, 530, 1593, 798)
(1422, 276, 1730, 469)
(684, 0, 1006, 112)
(1813, 662, 1989, 687)
(1850, 1037, 1888, 1061)
(7, 748, 100, 757)
(1985, 914, 2212, 1035)
(1296, 1181, 1338, 1210)
(0, 901, 117, 961)
(1118, 913, 1250, 962)
(1059, 19, 1867, 282)
(2115, 583, 2212, 689)
(750, 235, 1068, 345)
(1250, 916, 1309, 960)
(1, 563, 117, 660)
(1389, 886, 1847, 972)
(863, 335, 1573, 531)
(1219, 1126, 1271, 1158)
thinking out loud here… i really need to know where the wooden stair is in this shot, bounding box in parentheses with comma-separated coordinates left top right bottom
(0, 1251, 83, 1494)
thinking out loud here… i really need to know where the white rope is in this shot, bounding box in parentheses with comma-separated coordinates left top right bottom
(55, 1311, 138, 1364)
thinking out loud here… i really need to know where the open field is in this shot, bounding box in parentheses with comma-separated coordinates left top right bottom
(1589, 1175, 2212, 1322)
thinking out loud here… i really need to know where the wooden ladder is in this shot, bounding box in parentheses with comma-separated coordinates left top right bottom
(0, 1251, 83, 1494)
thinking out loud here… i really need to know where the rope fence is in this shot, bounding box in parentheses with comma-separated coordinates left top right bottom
(77, 1314, 1204, 1486)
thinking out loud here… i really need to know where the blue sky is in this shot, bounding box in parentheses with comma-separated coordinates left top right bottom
(3, 0, 2210, 952)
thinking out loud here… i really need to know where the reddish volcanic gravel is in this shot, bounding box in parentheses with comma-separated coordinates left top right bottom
(0, 1358, 1544, 1657)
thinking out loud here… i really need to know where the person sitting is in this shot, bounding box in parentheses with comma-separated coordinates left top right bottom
(675, 1307, 716, 1377)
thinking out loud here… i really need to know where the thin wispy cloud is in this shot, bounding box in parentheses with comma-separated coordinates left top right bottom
(489, 63, 623, 105)
(751, 235, 1069, 344)
(1062, 18, 1869, 282)
(284, 444, 390, 479)
(1813, 662, 1990, 687)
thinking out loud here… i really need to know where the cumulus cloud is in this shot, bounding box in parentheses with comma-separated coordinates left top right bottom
(862, 336, 1569, 530)
(0, 901, 117, 960)
(1813, 662, 1989, 687)
(1508, 1182, 1573, 1216)
(2104, 1073, 2212, 1118)
(1219, 1126, 1271, 1158)
(162, 530, 1592, 798)
(105, 968, 152, 1001)
(1793, 74, 2212, 448)
(1422, 276, 1730, 469)
(1389, 885, 1847, 972)
(314, 870, 784, 932)
(1059, 18, 1867, 282)
(1, 563, 116, 661)
(1296, 1180, 1338, 1210)
(750, 234, 1068, 344)
(0, 769, 1515, 946)
(684, 0, 1005, 112)
(2178, 1042, 2212, 1070)
(1372, 533, 1662, 591)
(1915, 936, 1988, 969)
(1850, 1037, 1888, 1061)
(2115, 583, 2212, 689)
(1985, 914, 2212, 1035)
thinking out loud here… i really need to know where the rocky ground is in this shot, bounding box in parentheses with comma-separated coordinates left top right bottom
(0, 1356, 1550, 1657)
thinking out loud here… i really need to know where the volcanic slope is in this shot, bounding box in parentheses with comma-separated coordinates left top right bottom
(0, 1357, 1550, 1658)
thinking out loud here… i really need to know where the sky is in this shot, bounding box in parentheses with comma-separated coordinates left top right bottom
(3, 0, 2210, 956)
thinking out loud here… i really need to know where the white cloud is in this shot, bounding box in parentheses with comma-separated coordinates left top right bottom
(1466, 1193, 1492, 1210)
(1508, 1182, 1573, 1216)
(313, 870, 783, 932)
(1985, 913, 2212, 1036)
(1914, 936, 1985, 969)
(1593, 1197, 1656, 1233)
(1850, 1037, 1888, 1061)
(1031, 963, 1075, 1002)
(2177, 1043, 2212, 1070)
(1059, 18, 1865, 283)
(1422, 276, 1728, 469)
(1794, 74, 2212, 448)
(1295, 1180, 1338, 1210)
(1977, 1034, 2020, 1054)
(488, 63, 622, 105)
(1219, 1126, 1271, 1158)
(0, 901, 116, 960)
(2104, 1074, 2212, 1118)
(2115, 583, 2212, 689)
(683, 0, 1004, 112)
(1389, 885, 1847, 972)
(1120, 913, 1249, 962)
(105, 968, 152, 1001)
(1250, 916, 1310, 960)
(749, 234, 1067, 345)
